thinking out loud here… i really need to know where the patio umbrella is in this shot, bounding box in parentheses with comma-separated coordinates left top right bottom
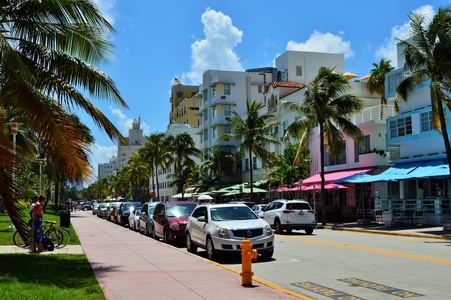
(197, 194, 213, 201)
(359, 74, 371, 81)
(343, 71, 358, 80)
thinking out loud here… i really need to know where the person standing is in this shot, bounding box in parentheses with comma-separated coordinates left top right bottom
(31, 195, 46, 252)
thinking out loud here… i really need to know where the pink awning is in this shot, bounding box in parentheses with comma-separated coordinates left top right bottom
(302, 168, 372, 186)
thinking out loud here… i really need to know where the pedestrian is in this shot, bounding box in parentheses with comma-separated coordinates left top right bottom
(29, 195, 38, 219)
(31, 195, 46, 252)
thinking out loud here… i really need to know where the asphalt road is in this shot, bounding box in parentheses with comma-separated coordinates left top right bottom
(216, 230, 451, 300)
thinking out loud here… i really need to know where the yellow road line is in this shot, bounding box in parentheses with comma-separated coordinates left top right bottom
(280, 235, 451, 265)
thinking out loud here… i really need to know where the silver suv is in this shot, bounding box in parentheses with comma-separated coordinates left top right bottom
(258, 199, 316, 235)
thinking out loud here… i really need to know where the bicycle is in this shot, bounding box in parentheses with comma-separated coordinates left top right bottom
(13, 220, 70, 249)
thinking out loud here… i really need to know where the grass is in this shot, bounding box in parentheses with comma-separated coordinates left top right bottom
(0, 254, 105, 300)
(0, 205, 79, 245)
(1, 205, 104, 300)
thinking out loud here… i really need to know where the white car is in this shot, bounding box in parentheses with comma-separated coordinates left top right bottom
(186, 203, 274, 261)
(258, 199, 316, 235)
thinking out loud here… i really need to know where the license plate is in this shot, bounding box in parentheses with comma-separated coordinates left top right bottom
(298, 212, 304, 215)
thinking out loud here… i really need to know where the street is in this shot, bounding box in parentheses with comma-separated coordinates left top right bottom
(219, 230, 451, 299)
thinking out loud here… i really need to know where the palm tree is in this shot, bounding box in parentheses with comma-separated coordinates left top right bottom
(202, 147, 234, 189)
(122, 153, 150, 202)
(396, 6, 451, 177)
(218, 100, 279, 202)
(139, 132, 172, 199)
(366, 58, 394, 119)
(282, 67, 363, 225)
(1, 1, 128, 234)
(168, 133, 201, 197)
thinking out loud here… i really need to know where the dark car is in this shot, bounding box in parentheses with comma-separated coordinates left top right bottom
(152, 201, 197, 243)
(116, 202, 141, 226)
(139, 202, 158, 236)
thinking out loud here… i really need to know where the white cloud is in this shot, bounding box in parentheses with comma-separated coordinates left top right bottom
(184, 8, 244, 85)
(88, 143, 117, 182)
(375, 5, 435, 66)
(92, 0, 117, 25)
(286, 31, 354, 58)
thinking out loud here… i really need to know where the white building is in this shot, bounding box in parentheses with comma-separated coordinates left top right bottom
(117, 118, 145, 170)
(98, 156, 118, 179)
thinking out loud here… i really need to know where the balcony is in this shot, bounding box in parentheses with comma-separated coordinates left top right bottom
(211, 116, 231, 126)
(348, 104, 395, 124)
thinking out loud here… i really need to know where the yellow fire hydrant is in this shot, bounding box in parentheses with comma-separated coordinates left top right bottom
(240, 238, 258, 286)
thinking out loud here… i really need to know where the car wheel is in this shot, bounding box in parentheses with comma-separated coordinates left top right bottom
(261, 248, 274, 260)
(163, 229, 170, 243)
(186, 232, 197, 254)
(206, 237, 216, 260)
(274, 219, 283, 234)
(152, 226, 158, 240)
(305, 228, 314, 235)
(286, 229, 292, 234)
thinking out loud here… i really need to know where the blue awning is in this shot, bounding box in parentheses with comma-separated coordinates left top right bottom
(403, 159, 449, 179)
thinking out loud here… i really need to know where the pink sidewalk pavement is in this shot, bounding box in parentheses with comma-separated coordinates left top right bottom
(70, 212, 304, 300)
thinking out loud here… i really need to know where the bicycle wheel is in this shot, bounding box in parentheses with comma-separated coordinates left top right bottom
(13, 230, 31, 248)
(48, 228, 70, 248)
(46, 229, 63, 248)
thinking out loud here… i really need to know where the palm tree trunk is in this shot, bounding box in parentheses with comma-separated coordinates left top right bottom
(319, 123, 327, 225)
(154, 161, 160, 199)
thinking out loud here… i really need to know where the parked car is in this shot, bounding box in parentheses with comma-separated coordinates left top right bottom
(116, 201, 141, 226)
(97, 203, 109, 218)
(152, 201, 197, 243)
(258, 199, 316, 234)
(252, 204, 268, 215)
(138, 202, 158, 236)
(92, 203, 100, 215)
(228, 201, 255, 209)
(128, 208, 141, 231)
(186, 203, 274, 260)
(106, 202, 121, 221)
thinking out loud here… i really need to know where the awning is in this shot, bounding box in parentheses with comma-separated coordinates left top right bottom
(370, 161, 423, 182)
(403, 159, 449, 179)
(302, 183, 348, 191)
(302, 168, 372, 185)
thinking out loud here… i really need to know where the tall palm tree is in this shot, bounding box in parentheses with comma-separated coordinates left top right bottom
(202, 147, 234, 189)
(366, 58, 395, 119)
(396, 6, 451, 176)
(282, 67, 363, 225)
(169, 133, 201, 197)
(0, 0, 128, 234)
(139, 132, 172, 199)
(218, 100, 279, 202)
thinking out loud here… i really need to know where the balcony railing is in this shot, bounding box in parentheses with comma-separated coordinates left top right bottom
(348, 104, 396, 124)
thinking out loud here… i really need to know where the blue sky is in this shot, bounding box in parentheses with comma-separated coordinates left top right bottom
(83, 0, 448, 181)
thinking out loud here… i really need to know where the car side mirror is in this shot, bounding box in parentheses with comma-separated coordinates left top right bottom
(197, 216, 207, 222)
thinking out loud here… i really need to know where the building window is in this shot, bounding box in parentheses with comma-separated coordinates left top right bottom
(224, 84, 231, 95)
(421, 111, 433, 132)
(296, 65, 302, 76)
(203, 90, 208, 102)
(212, 107, 217, 118)
(212, 128, 217, 139)
(252, 157, 257, 170)
(354, 135, 371, 162)
(176, 91, 183, 98)
(325, 143, 346, 166)
(258, 85, 262, 93)
(224, 105, 231, 116)
(387, 71, 403, 95)
(203, 112, 208, 121)
(244, 158, 249, 171)
(212, 86, 217, 98)
(224, 125, 231, 134)
(283, 121, 288, 136)
(390, 116, 412, 138)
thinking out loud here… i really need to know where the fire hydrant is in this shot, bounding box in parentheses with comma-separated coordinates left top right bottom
(240, 238, 258, 286)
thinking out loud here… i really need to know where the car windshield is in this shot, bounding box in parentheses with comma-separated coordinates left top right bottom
(166, 204, 197, 217)
(210, 206, 258, 221)
(123, 202, 141, 210)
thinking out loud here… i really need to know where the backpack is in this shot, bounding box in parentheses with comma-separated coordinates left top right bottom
(42, 237, 54, 251)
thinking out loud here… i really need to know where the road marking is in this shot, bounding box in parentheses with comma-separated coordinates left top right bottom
(293, 281, 364, 299)
(339, 278, 423, 298)
(280, 235, 451, 265)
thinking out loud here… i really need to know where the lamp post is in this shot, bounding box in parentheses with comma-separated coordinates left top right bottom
(38, 159, 43, 195)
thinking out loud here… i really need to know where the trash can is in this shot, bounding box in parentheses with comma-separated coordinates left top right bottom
(60, 210, 70, 228)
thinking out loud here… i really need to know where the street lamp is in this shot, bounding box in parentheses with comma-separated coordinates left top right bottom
(38, 159, 44, 195)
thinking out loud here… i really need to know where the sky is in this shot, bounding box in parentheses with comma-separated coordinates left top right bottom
(82, 0, 448, 182)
